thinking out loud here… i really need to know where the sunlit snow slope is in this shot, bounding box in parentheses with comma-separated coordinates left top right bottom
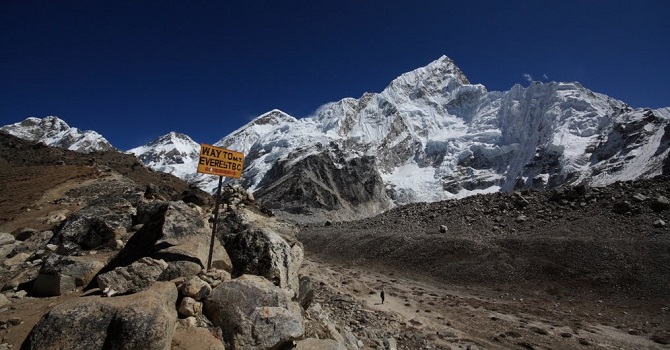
(0, 116, 114, 153)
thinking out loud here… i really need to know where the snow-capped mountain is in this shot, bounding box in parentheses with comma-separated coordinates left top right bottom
(128, 131, 200, 179)
(196, 55, 670, 211)
(5, 56, 669, 220)
(0, 116, 114, 153)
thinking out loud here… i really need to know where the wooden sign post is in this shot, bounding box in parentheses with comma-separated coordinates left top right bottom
(196, 143, 244, 270)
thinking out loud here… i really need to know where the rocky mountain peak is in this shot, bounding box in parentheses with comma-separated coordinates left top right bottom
(383, 55, 470, 100)
(0, 116, 114, 153)
(251, 109, 297, 126)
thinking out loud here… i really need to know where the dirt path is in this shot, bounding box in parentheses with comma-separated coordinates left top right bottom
(301, 258, 668, 350)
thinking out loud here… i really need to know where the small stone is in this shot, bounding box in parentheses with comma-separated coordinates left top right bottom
(12, 290, 27, 299)
(439, 225, 448, 233)
(0, 294, 10, 308)
(650, 196, 670, 212)
(651, 333, 670, 345)
(515, 215, 528, 223)
(180, 276, 212, 301)
(2, 253, 30, 268)
(45, 244, 58, 252)
(178, 296, 202, 317)
(177, 316, 198, 328)
(632, 193, 648, 202)
(654, 219, 666, 228)
(612, 201, 632, 214)
(7, 317, 22, 326)
(578, 338, 591, 346)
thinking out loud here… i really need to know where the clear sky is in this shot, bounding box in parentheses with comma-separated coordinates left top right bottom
(1, 1, 668, 150)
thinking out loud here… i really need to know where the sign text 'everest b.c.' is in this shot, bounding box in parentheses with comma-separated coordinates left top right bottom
(197, 144, 244, 178)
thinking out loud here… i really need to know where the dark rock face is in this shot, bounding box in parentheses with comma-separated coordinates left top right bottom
(99, 200, 229, 283)
(33, 255, 106, 296)
(297, 275, 314, 310)
(253, 149, 392, 219)
(51, 196, 133, 250)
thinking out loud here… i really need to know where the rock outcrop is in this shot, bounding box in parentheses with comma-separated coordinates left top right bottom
(203, 274, 304, 350)
(22, 282, 178, 350)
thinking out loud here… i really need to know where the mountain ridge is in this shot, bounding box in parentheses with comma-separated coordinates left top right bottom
(3, 55, 670, 220)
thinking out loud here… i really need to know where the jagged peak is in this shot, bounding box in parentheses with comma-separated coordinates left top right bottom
(17, 116, 70, 131)
(149, 131, 197, 146)
(382, 56, 470, 101)
(252, 109, 297, 125)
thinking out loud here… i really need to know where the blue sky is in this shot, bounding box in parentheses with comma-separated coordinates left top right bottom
(1, 1, 668, 150)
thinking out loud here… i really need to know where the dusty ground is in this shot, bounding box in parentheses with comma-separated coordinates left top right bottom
(300, 257, 668, 349)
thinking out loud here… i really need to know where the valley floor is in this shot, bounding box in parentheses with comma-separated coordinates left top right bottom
(301, 257, 669, 350)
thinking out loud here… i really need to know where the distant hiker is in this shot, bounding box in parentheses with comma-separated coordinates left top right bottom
(380, 289, 385, 304)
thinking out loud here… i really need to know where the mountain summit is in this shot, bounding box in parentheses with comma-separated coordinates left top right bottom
(0, 116, 114, 153)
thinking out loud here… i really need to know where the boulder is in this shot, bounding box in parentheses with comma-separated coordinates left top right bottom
(51, 197, 133, 250)
(650, 196, 670, 212)
(171, 326, 225, 350)
(297, 275, 315, 310)
(198, 269, 231, 288)
(180, 276, 212, 300)
(0, 232, 15, 246)
(203, 274, 304, 350)
(0, 293, 10, 308)
(3, 252, 30, 269)
(107, 201, 228, 280)
(223, 228, 304, 296)
(33, 255, 107, 296)
(178, 296, 202, 317)
(294, 338, 344, 350)
(9, 230, 54, 256)
(180, 187, 213, 207)
(97, 257, 168, 296)
(22, 282, 177, 350)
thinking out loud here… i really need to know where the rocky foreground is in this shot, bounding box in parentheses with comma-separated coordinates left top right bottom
(0, 133, 352, 350)
(1, 131, 670, 350)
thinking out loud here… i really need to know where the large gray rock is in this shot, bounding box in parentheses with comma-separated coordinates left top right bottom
(223, 228, 303, 296)
(97, 257, 168, 296)
(33, 255, 107, 296)
(22, 282, 177, 350)
(297, 275, 315, 310)
(107, 201, 229, 280)
(203, 274, 304, 350)
(9, 230, 53, 256)
(171, 326, 225, 350)
(0, 232, 15, 246)
(294, 338, 344, 350)
(180, 276, 212, 301)
(51, 197, 133, 250)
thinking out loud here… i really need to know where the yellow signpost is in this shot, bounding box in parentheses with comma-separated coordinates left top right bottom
(197, 144, 244, 178)
(197, 143, 245, 270)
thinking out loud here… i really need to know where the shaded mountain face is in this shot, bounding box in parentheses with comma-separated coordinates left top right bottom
(252, 144, 392, 222)
(0, 116, 114, 153)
